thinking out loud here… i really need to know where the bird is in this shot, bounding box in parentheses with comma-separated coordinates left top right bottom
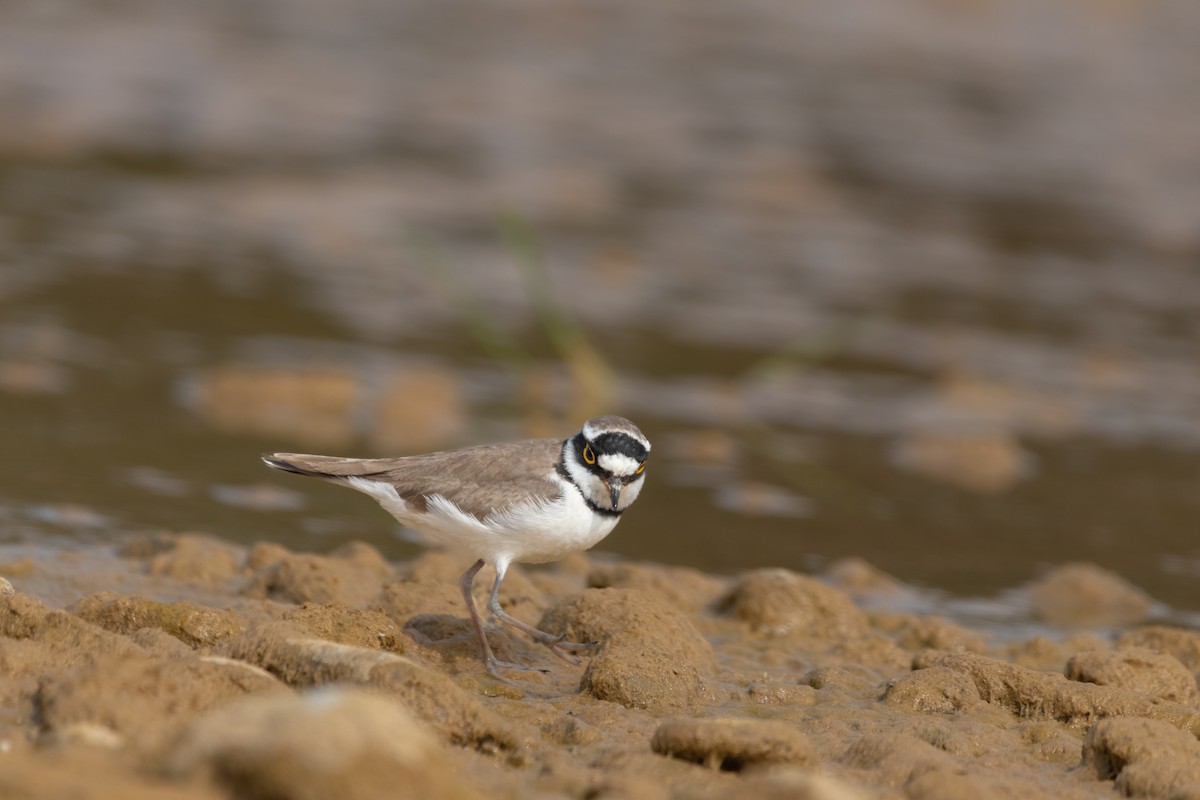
(261, 415, 650, 678)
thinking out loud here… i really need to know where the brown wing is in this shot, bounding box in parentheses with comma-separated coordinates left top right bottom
(264, 438, 565, 519)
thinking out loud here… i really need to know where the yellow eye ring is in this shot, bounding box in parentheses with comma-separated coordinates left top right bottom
(635, 461, 645, 474)
(583, 443, 596, 465)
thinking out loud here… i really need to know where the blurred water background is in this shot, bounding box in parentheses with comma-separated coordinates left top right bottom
(2, 0, 1200, 626)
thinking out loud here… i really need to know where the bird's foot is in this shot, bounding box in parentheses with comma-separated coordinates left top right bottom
(535, 633, 599, 665)
(483, 656, 551, 680)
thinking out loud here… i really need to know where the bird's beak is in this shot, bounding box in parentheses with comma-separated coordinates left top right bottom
(607, 477, 622, 510)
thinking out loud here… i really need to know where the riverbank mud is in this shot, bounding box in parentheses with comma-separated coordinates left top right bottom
(2, 532, 1196, 798)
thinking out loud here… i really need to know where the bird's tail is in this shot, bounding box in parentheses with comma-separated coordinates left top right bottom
(261, 453, 397, 479)
(261, 454, 339, 478)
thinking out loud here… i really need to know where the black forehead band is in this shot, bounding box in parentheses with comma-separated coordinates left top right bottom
(591, 431, 648, 461)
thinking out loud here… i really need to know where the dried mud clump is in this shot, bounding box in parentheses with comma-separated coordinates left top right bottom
(121, 532, 244, 584)
(71, 592, 246, 648)
(586, 561, 728, 612)
(0, 589, 283, 761)
(168, 687, 478, 800)
(374, 577, 469, 623)
(881, 666, 984, 714)
(651, 717, 815, 771)
(1028, 563, 1153, 627)
(823, 556, 907, 598)
(842, 732, 958, 787)
(1117, 626, 1200, 670)
(36, 655, 285, 753)
(541, 587, 718, 711)
(243, 544, 392, 607)
(872, 612, 988, 654)
(219, 622, 519, 754)
(1082, 717, 1200, 797)
(716, 568, 870, 639)
(914, 651, 1192, 726)
(281, 602, 403, 651)
(1065, 647, 1199, 705)
(0, 592, 149, 670)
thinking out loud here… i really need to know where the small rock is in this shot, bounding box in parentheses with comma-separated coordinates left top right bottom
(168, 687, 477, 800)
(1065, 647, 1198, 704)
(651, 717, 814, 771)
(0, 577, 14, 598)
(1027, 563, 1152, 628)
(716, 569, 868, 639)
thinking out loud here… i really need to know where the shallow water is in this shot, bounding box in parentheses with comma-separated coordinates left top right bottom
(2, 0, 1200, 627)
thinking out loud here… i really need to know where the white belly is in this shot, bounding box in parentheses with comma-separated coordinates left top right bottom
(345, 474, 621, 567)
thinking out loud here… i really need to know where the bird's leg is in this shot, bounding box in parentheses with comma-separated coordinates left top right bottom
(459, 559, 546, 677)
(487, 562, 598, 665)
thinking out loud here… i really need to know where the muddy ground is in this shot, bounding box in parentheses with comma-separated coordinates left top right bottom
(2, 532, 1198, 799)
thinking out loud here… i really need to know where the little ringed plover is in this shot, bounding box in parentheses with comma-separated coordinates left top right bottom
(262, 415, 650, 677)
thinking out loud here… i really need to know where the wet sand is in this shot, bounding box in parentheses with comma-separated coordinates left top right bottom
(2, 532, 1196, 799)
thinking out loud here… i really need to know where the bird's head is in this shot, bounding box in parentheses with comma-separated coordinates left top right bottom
(562, 416, 650, 512)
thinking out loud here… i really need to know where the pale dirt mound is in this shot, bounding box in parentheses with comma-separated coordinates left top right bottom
(1, 531, 1198, 799)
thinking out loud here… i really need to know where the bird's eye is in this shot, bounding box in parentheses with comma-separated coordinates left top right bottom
(583, 443, 596, 464)
(636, 461, 646, 474)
